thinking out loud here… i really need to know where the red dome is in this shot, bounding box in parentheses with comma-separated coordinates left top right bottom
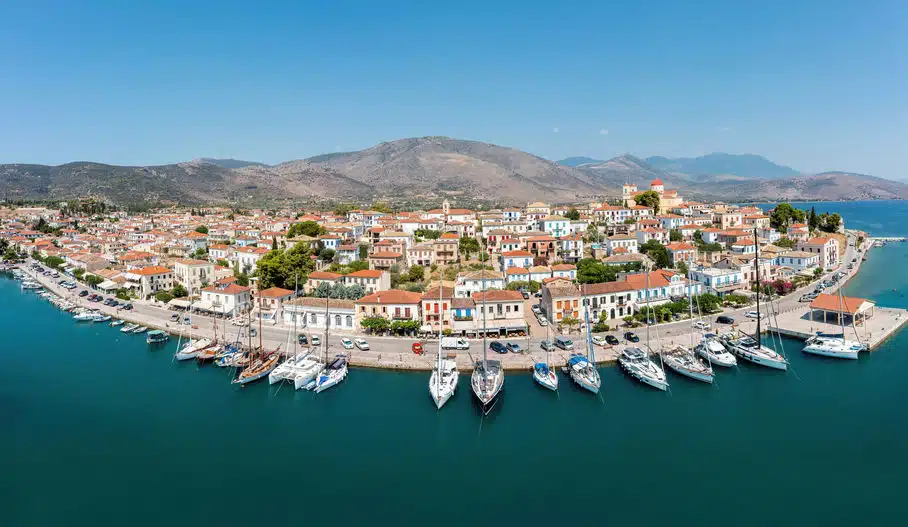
(650, 179, 664, 186)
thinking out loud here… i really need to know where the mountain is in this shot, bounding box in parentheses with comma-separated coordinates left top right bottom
(197, 158, 269, 169)
(645, 153, 800, 179)
(557, 156, 604, 167)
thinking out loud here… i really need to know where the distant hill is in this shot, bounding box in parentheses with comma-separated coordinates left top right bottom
(197, 158, 269, 169)
(557, 156, 604, 167)
(645, 153, 800, 179)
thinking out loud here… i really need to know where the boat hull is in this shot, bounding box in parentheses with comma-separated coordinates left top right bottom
(619, 360, 669, 391)
(802, 345, 859, 360)
(532, 371, 558, 391)
(664, 359, 714, 384)
(732, 346, 789, 370)
(429, 371, 459, 409)
(314, 367, 347, 393)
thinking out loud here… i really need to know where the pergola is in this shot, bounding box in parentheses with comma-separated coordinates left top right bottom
(809, 293, 875, 326)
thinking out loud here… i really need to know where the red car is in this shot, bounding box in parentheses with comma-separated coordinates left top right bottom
(412, 342, 424, 355)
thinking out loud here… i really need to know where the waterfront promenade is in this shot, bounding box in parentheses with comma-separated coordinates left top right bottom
(19, 232, 907, 371)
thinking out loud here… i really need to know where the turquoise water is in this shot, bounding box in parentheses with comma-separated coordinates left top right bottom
(755, 199, 908, 237)
(6, 202, 908, 526)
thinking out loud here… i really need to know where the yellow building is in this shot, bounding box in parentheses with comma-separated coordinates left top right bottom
(622, 179, 683, 214)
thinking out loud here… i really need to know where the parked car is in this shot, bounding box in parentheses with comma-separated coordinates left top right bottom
(122, 303, 133, 311)
(489, 341, 508, 354)
(624, 331, 639, 343)
(716, 315, 735, 324)
(311, 335, 321, 346)
(298, 334, 308, 345)
(341, 338, 354, 350)
(79, 290, 88, 297)
(521, 290, 530, 299)
(531, 305, 542, 315)
(183, 316, 191, 325)
(505, 342, 522, 353)
(354, 338, 369, 350)
(537, 316, 549, 327)
(605, 335, 620, 345)
(412, 342, 424, 355)
(249, 328, 256, 337)
(441, 337, 470, 350)
(693, 320, 711, 331)
(540, 340, 555, 352)
(745, 311, 761, 319)
(553, 336, 574, 351)
(591, 335, 607, 346)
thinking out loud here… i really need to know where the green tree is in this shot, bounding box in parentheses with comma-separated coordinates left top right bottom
(172, 284, 188, 298)
(333, 203, 355, 216)
(194, 225, 209, 234)
(414, 228, 441, 240)
(271, 237, 278, 251)
(565, 208, 580, 221)
(348, 260, 369, 272)
(770, 203, 796, 232)
(819, 213, 841, 233)
(155, 291, 174, 303)
(345, 284, 365, 300)
(4, 247, 17, 261)
(44, 256, 65, 269)
(775, 237, 796, 249)
(459, 236, 481, 260)
(319, 248, 336, 262)
(85, 274, 104, 287)
(254, 242, 316, 289)
(559, 316, 580, 332)
(287, 221, 325, 238)
(358, 244, 369, 259)
(576, 258, 620, 284)
(407, 265, 425, 282)
(677, 260, 689, 276)
(808, 206, 819, 231)
(73, 268, 85, 279)
(314, 282, 332, 298)
(115, 288, 133, 301)
(693, 230, 704, 243)
(640, 240, 670, 269)
(669, 229, 683, 242)
(191, 247, 208, 260)
(216, 258, 229, 267)
(371, 202, 392, 213)
(361, 316, 390, 333)
(634, 190, 661, 215)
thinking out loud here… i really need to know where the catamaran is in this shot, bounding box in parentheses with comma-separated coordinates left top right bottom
(695, 334, 737, 367)
(270, 298, 310, 385)
(662, 268, 714, 384)
(802, 285, 866, 359)
(429, 267, 458, 408)
(470, 256, 504, 414)
(533, 321, 557, 391)
(618, 269, 668, 391)
(723, 228, 789, 371)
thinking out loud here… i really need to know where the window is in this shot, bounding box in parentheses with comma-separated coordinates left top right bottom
(310, 313, 316, 324)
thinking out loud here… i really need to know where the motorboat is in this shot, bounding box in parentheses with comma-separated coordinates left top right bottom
(662, 345, 713, 384)
(131, 326, 148, 334)
(174, 338, 213, 361)
(314, 355, 348, 393)
(695, 334, 737, 367)
(802, 335, 864, 360)
(563, 354, 600, 393)
(91, 314, 111, 323)
(533, 362, 558, 391)
(618, 347, 669, 391)
(120, 323, 139, 333)
(110, 319, 125, 327)
(73, 310, 96, 321)
(146, 330, 169, 344)
(722, 334, 788, 370)
(429, 353, 459, 408)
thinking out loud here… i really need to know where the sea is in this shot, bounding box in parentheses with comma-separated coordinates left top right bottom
(5, 201, 908, 526)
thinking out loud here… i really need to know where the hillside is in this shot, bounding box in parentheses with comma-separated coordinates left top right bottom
(645, 153, 800, 179)
(556, 156, 604, 167)
(197, 158, 269, 169)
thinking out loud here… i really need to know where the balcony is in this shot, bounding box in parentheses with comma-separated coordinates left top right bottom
(454, 315, 474, 321)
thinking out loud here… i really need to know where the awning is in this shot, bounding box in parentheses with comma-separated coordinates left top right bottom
(193, 300, 215, 312)
(98, 280, 119, 291)
(167, 298, 191, 309)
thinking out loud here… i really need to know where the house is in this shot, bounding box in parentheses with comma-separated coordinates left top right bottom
(715, 256, 776, 285)
(124, 266, 174, 300)
(718, 212, 743, 230)
(283, 297, 356, 331)
(454, 270, 506, 298)
(665, 242, 697, 266)
(558, 234, 584, 263)
(173, 259, 215, 294)
(541, 283, 581, 323)
(319, 234, 342, 251)
(728, 240, 757, 255)
(180, 231, 209, 252)
(304, 271, 345, 294)
(606, 235, 638, 255)
(580, 281, 636, 322)
(525, 235, 557, 262)
(234, 246, 270, 274)
(421, 286, 455, 332)
(354, 290, 423, 325)
(471, 290, 527, 335)
(797, 237, 839, 270)
(743, 214, 770, 229)
(528, 265, 551, 284)
(500, 250, 534, 272)
(208, 244, 230, 263)
(450, 297, 477, 335)
(255, 286, 295, 323)
(505, 267, 530, 284)
(787, 223, 809, 242)
(622, 179, 684, 214)
(537, 216, 570, 238)
(699, 228, 723, 245)
(636, 228, 669, 245)
(343, 269, 391, 294)
(335, 244, 359, 265)
(368, 251, 403, 271)
(658, 214, 685, 230)
(551, 263, 577, 280)
(775, 250, 820, 272)
(406, 243, 434, 267)
(526, 201, 551, 221)
(432, 233, 460, 265)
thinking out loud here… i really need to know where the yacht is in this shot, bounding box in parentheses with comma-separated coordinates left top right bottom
(470, 260, 504, 415)
(430, 353, 460, 408)
(619, 347, 669, 391)
(174, 338, 213, 361)
(533, 361, 558, 391)
(723, 334, 789, 370)
(564, 354, 600, 393)
(662, 345, 714, 384)
(270, 353, 313, 385)
(73, 310, 96, 321)
(292, 356, 325, 391)
(314, 355, 348, 393)
(695, 334, 737, 367)
(803, 335, 864, 360)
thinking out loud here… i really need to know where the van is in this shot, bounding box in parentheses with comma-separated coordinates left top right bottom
(441, 337, 470, 350)
(554, 336, 574, 351)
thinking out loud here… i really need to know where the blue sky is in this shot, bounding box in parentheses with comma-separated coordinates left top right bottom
(1, 0, 905, 178)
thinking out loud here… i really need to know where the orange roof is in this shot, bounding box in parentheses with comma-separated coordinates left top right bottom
(308, 271, 344, 280)
(624, 271, 670, 289)
(805, 237, 834, 245)
(357, 290, 422, 304)
(131, 266, 171, 276)
(809, 293, 871, 315)
(502, 250, 533, 257)
(439, 232, 459, 239)
(174, 258, 210, 265)
(551, 263, 576, 271)
(202, 283, 250, 295)
(346, 269, 383, 279)
(258, 287, 294, 298)
(651, 179, 663, 186)
(471, 290, 523, 302)
(506, 267, 529, 275)
(369, 251, 402, 259)
(666, 242, 696, 251)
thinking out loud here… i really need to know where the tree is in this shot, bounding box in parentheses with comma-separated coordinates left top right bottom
(769, 203, 797, 232)
(808, 206, 819, 231)
(677, 261, 689, 277)
(775, 237, 796, 249)
(191, 247, 208, 260)
(345, 284, 365, 300)
(459, 236, 480, 260)
(155, 291, 174, 303)
(576, 258, 620, 284)
(693, 230, 704, 244)
(559, 316, 580, 332)
(115, 288, 133, 301)
(669, 229, 683, 242)
(333, 203, 355, 216)
(44, 256, 65, 269)
(271, 237, 278, 251)
(358, 244, 369, 259)
(634, 190, 661, 215)
(407, 265, 425, 282)
(318, 248, 336, 262)
(361, 316, 390, 334)
(414, 228, 441, 240)
(254, 242, 316, 289)
(813, 267, 823, 278)
(314, 282, 332, 298)
(348, 260, 369, 272)
(287, 221, 325, 239)
(640, 240, 670, 269)
(329, 282, 346, 299)
(73, 268, 85, 279)
(85, 275, 104, 287)
(172, 284, 188, 298)
(216, 258, 229, 268)
(623, 218, 636, 225)
(819, 213, 841, 233)
(194, 225, 209, 234)
(371, 202, 392, 213)
(4, 247, 18, 261)
(565, 208, 580, 221)
(699, 242, 723, 253)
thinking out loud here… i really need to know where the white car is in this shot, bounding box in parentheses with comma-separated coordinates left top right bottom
(531, 305, 542, 315)
(354, 338, 369, 350)
(591, 335, 606, 346)
(537, 316, 549, 327)
(745, 311, 761, 319)
(693, 321, 711, 331)
(341, 338, 354, 350)
(311, 335, 321, 346)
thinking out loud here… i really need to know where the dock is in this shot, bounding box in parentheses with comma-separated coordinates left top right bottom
(767, 306, 908, 351)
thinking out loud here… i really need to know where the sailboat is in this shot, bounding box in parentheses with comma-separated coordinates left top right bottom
(429, 268, 458, 408)
(802, 284, 866, 359)
(662, 268, 714, 383)
(174, 304, 212, 361)
(470, 252, 504, 414)
(196, 312, 223, 364)
(270, 281, 320, 385)
(233, 295, 281, 385)
(723, 228, 789, 370)
(533, 318, 558, 391)
(313, 297, 347, 393)
(563, 304, 599, 393)
(618, 269, 669, 391)
(695, 334, 737, 367)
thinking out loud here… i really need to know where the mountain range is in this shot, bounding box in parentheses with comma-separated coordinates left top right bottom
(2, 137, 906, 206)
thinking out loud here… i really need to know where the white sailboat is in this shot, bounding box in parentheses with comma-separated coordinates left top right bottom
(618, 269, 669, 391)
(174, 304, 211, 361)
(429, 268, 458, 408)
(563, 305, 600, 393)
(313, 297, 347, 393)
(663, 268, 714, 384)
(470, 252, 504, 415)
(533, 320, 558, 391)
(802, 284, 866, 359)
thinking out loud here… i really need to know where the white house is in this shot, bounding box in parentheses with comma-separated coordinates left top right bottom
(173, 259, 215, 293)
(776, 250, 820, 272)
(284, 297, 356, 331)
(689, 266, 745, 295)
(125, 266, 173, 300)
(537, 216, 570, 238)
(551, 263, 577, 280)
(200, 282, 251, 315)
(343, 269, 391, 294)
(797, 237, 839, 270)
(454, 270, 506, 298)
(500, 250, 534, 272)
(606, 235, 638, 255)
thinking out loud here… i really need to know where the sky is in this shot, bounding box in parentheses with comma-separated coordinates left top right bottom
(1, 0, 906, 178)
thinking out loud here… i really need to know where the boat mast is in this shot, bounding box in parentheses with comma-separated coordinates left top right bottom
(481, 248, 487, 366)
(258, 293, 263, 357)
(437, 262, 444, 392)
(753, 227, 761, 343)
(293, 272, 298, 357)
(837, 280, 846, 343)
(323, 296, 329, 364)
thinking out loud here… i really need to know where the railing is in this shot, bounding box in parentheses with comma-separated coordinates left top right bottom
(454, 315, 474, 321)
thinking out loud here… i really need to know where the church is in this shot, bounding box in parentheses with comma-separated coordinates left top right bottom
(622, 179, 684, 214)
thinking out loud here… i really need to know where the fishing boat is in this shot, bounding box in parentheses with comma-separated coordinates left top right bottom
(428, 267, 458, 408)
(73, 310, 96, 321)
(533, 322, 558, 392)
(470, 256, 504, 415)
(695, 334, 737, 367)
(723, 228, 789, 371)
(120, 323, 139, 333)
(131, 326, 148, 334)
(110, 319, 124, 327)
(21, 280, 42, 290)
(662, 269, 714, 384)
(91, 313, 112, 323)
(619, 347, 669, 391)
(802, 286, 865, 360)
(146, 330, 169, 344)
(314, 355, 348, 393)
(233, 295, 282, 385)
